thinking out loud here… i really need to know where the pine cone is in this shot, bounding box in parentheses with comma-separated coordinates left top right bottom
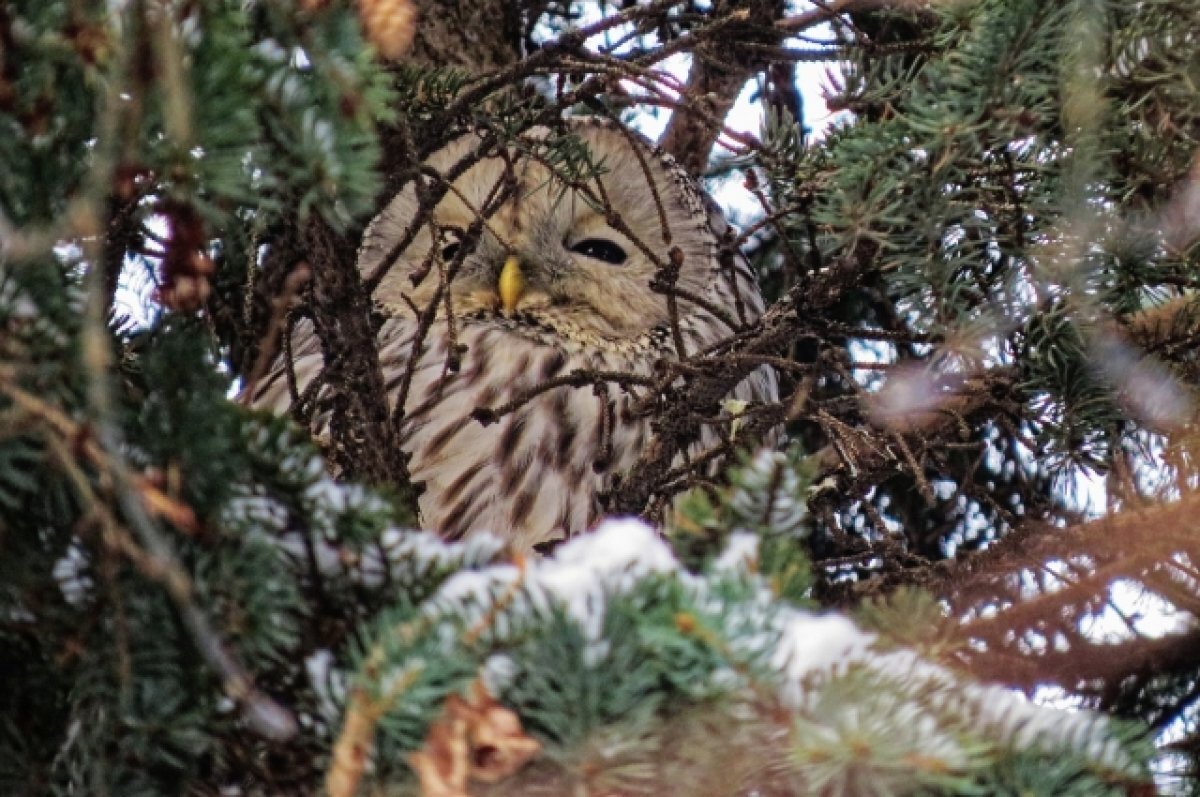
(357, 0, 417, 60)
(156, 201, 214, 313)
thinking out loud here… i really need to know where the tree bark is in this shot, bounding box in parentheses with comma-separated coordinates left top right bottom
(407, 0, 525, 72)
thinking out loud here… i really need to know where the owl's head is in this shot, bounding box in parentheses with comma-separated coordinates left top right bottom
(358, 119, 721, 349)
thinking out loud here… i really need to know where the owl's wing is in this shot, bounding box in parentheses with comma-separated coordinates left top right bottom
(244, 318, 324, 416)
(694, 189, 783, 456)
(246, 315, 421, 441)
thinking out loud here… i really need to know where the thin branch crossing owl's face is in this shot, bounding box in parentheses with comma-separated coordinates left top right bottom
(359, 122, 719, 349)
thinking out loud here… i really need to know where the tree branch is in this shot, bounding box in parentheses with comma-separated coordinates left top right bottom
(660, 0, 784, 174)
(304, 216, 419, 515)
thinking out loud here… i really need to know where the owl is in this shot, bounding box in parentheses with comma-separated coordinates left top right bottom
(250, 119, 777, 549)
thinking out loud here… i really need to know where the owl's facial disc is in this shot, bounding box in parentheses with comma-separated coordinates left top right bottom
(428, 212, 649, 335)
(363, 122, 723, 346)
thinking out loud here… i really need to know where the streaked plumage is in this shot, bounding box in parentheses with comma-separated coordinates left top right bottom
(251, 119, 777, 548)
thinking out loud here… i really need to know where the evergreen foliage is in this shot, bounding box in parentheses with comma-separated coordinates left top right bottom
(347, 521, 1149, 795)
(2, 0, 1199, 794)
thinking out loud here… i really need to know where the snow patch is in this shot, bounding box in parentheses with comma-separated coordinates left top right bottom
(712, 531, 760, 572)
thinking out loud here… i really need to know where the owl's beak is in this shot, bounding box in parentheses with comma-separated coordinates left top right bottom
(498, 255, 525, 313)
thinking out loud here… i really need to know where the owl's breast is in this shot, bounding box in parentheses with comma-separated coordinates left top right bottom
(253, 308, 774, 549)
(383, 318, 650, 547)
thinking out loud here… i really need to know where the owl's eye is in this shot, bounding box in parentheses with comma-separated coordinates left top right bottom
(569, 238, 627, 265)
(439, 228, 466, 262)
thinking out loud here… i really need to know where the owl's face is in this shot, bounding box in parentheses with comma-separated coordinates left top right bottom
(359, 122, 718, 348)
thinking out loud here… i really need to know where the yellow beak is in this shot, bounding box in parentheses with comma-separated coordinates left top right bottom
(498, 255, 524, 313)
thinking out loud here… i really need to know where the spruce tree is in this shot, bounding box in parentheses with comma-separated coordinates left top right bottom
(1, 0, 1197, 794)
